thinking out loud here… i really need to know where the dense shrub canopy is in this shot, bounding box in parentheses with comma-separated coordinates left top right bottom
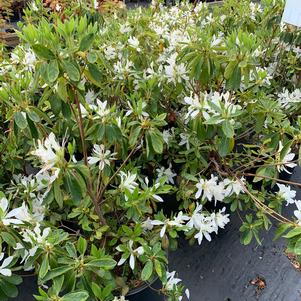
(0, 0, 301, 300)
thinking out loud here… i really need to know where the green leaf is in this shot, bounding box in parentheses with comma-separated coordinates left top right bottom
(47, 60, 60, 82)
(61, 291, 89, 301)
(154, 259, 163, 277)
(63, 61, 80, 82)
(27, 115, 39, 139)
(57, 77, 69, 102)
(218, 136, 234, 157)
(294, 238, 301, 255)
(14, 112, 28, 129)
(149, 131, 163, 154)
(227, 65, 241, 90)
(222, 120, 234, 138)
(5, 275, 22, 286)
(284, 227, 301, 239)
(0, 280, 18, 298)
(224, 61, 237, 79)
(65, 172, 83, 204)
(53, 275, 65, 294)
(88, 63, 102, 83)
(27, 111, 40, 123)
(61, 101, 72, 119)
(79, 34, 95, 52)
(42, 266, 73, 282)
(274, 223, 292, 241)
(32, 44, 55, 60)
(91, 283, 102, 299)
(141, 260, 153, 281)
(129, 127, 141, 147)
(87, 258, 117, 269)
(241, 230, 253, 245)
(49, 95, 62, 116)
(77, 237, 87, 255)
(1, 232, 16, 247)
(53, 181, 63, 208)
(253, 166, 276, 183)
(39, 255, 49, 279)
(87, 52, 97, 64)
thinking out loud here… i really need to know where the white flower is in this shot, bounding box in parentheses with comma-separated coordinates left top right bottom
(120, 23, 131, 34)
(294, 201, 301, 225)
(165, 53, 188, 84)
(55, 3, 61, 11)
(114, 60, 134, 80)
(35, 169, 60, 195)
(151, 220, 168, 237)
(104, 46, 117, 60)
(212, 207, 230, 229)
(278, 89, 301, 109)
(14, 243, 37, 267)
(88, 144, 117, 170)
(179, 133, 190, 150)
(223, 178, 245, 197)
(276, 142, 297, 174)
(85, 90, 96, 104)
(125, 101, 149, 118)
(142, 217, 154, 231)
(22, 224, 51, 260)
(128, 36, 141, 52)
(195, 175, 220, 202)
(151, 212, 189, 237)
(194, 218, 214, 245)
(93, 0, 99, 9)
(184, 94, 202, 120)
(165, 271, 182, 291)
(94, 100, 110, 119)
(143, 177, 164, 203)
(162, 128, 174, 145)
(117, 240, 144, 270)
(0, 253, 13, 276)
(144, 62, 163, 79)
(31, 1, 38, 11)
(119, 171, 138, 194)
(24, 50, 36, 71)
(186, 202, 203, 229)
(277, 183, 296, 205)
(156, 165, 177, 184)
(32, 197, 46, 222)
(0, 197, 24, 226)
(31, 133, 63, 174)
(12, 202, 32, 223)
(170, 212, 190, 227)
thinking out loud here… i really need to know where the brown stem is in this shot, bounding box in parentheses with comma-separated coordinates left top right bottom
(97, 134, 143, 204)
(237, 158, 299, 174)
(234, 176, 295, 225)
(72, 89, 106, 225)
(243, 172, 301, 188)
(212, 152, 297, 226)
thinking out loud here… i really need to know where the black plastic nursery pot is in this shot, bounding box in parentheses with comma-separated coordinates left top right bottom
(126, 277, 164, 301)
(12, 276, 164, 301)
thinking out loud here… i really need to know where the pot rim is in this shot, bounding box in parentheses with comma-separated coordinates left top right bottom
(126, 276, 159, 296)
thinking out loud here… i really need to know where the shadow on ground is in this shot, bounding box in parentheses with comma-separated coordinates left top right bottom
(169, 168, 301, 301)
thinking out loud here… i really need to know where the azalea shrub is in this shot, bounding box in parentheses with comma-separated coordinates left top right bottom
(0, 0, 301, 300)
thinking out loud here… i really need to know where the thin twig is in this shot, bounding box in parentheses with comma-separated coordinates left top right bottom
(243, 172, 301, 188)
(234, 176, 296, 225)
(97, 134, 144, 204)
(71, 89, 106, 225)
